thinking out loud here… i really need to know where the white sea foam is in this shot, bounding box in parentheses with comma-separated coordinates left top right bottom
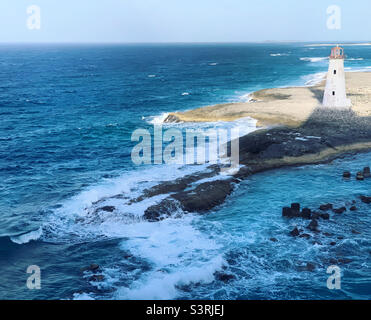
(108, 216, 225, 300)
(73, 292, 95, 300)
(181, 92, 190, 96)
(301, 72, 326, 86)
(10, 227, 43, 244)
(270, 53, 289, 57)
(347, 58, 364, 61)
(240, 92, 254, 102)
(345, 66, 371, 73)
(208, 62, 218, 66)
(300, 57, 328, 63)
(145, 112, 170, 124)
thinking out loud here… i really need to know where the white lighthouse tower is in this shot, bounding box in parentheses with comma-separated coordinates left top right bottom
(322, 46, 351, 108)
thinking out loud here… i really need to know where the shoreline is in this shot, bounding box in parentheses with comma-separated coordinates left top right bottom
(163, 71, 371, 127)
(87, 108, 371, 222)
(85, 72, 371, 222)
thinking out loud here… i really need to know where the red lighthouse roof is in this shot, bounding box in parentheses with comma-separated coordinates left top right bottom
(330, 46, 344, 59)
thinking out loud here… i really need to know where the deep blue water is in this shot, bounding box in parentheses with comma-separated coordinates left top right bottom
(0, 43, 370, 299)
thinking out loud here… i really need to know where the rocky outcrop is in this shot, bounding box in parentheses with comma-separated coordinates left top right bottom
(163, 113, 182, 123)
(88, 109, 371, 223)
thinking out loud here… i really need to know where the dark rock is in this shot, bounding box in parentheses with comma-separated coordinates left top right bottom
(342, 171, 351, 178)
(82, 264, 100, 272)
(333, 207, 346, 214)
(349, 206, 357, 211)
(330, 242, 336, 246)
(88, 274, 105, 282)
(172, 180, 235, 213)
(356, 172, 364, 181)
(307, 219, 319, 232)
(270, 237, 278, 242)
(282, 207, 293, 218)
(144, 199, 180, 222)
(100, 206, 115, 212)
(214, 272, 236, 282)
(323, 232, 333, 237)
(338, 258, 352, 264)
(164, 114, 181, 123)
(319, 203, 333, 211)
(290, 227, 300, 237)
(337, 236, 344, 240)
(320, 213, 330, 220)
(311, 211, 321, 219)
(281, 203, 301, 218)
(298, 262, 315, 272)
(363, 167, 371, 178)
(299, 233, 311, 239)
(301, 208, 312, 219)
(305, 262, 316, 272)
(351, 229, 361, 234)
(360, 195, 371, 204)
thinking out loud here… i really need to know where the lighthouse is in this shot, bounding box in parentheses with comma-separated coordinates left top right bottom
(322, 46, 351, 108)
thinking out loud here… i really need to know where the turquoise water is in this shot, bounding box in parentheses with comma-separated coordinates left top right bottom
(0, 43, 370, 299)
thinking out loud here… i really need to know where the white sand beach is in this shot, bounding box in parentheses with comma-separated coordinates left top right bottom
(164, 72, 371, 127)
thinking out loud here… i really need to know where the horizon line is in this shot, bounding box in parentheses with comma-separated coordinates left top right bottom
(0, 40, 370, 45)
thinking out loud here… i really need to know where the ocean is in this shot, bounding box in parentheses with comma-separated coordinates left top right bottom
(0, 43, 370, 299)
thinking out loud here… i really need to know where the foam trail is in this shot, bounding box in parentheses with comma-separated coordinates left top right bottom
(300, 57, 328, 63)
(110, 216, 224, 300)
(10, 227, 42, 244)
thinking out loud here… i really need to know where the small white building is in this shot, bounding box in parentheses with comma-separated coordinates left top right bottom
(322, 46, 352, 108)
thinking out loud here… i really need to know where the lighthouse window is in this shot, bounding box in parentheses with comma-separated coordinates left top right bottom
(334, 70, 337, 74)
(332, 91, 335, 96)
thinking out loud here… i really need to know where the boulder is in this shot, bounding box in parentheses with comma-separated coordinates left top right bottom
(299, 233, 311, 239)
(363, 167, 371, 178)
(333, 207, 346, 214)
(100, 206, 115, 212)
(351, 229, 361, 234)
(311, 211, 321, 219)
(330, 242, 336, 246)
(320, 213, 330, 220)
(319, 203, 333, 211)
(356, 172, 364, 181)
(82, 264, 100, 272)
(290, 227, 300, 237)
(349, 206, 357, 211)
(360, 195, 371, 204)
(282, 206, 300, 218)
(338, 258, 352, 264)
(291, 203, 300, 211)
(214, 272, 236, 282)
(306, 262, 316, 272)
(282, 207, 293, 217)
(88, 275, 105, 282)
(301, 208, 312, 219)
(298, 262, 315, 272)
(307, 219, 319, 232)
(270, 237, 278, 242)
(342, 171, 351, 178)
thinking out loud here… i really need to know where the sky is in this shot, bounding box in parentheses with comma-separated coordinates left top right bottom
(0, 0, 370, 43)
